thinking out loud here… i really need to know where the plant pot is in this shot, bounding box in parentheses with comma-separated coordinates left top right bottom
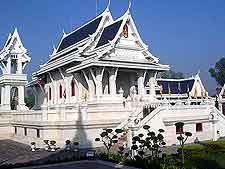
(31, 144, 36, 152)
(45, 145, 49, 151)
(50, 145, 56, 152)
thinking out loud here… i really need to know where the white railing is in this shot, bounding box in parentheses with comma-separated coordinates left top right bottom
(13, 110, 43, 122)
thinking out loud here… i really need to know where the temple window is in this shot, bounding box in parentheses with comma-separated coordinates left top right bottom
(14, 127, 17, 135)
(37, 129, 40, 138)
(222, 103, 225, 115)
(59, 84, 63, 98)
(176, 125, 183, 134)
(24, 127, 27, 136)
(196, 123, 203, 132)
(123, 24, 128, 38)
(49, 87, 52, 100)
(71, 80, 76, 96)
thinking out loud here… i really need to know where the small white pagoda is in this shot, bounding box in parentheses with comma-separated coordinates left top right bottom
(0, 28, 31, 111)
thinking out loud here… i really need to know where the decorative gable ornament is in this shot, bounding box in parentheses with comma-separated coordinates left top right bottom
(123, 24, 128, 38)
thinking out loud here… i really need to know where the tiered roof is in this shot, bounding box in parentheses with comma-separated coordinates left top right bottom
(0, 28, 31, 63)
(156, 79, 194, 95)
(33, 2, 169, 77)
(155, 73, 207, 97)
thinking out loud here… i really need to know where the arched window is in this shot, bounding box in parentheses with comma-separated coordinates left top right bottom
(49, 87, 52, 100)
(59, 84, 63, 98)
(123, 24, 128, 38)
(71, 80, 76, 96)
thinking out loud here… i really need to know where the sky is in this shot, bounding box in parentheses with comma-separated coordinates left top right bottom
(0, 0, 225, 95)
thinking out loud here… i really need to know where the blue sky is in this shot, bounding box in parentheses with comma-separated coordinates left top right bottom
(0, 0, 225, 95)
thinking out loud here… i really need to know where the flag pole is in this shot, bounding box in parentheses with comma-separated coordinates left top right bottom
(96, 0, 98, 16)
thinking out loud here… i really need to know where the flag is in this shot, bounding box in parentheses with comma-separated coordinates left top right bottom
(160, 85, 163, 97)
(201, 88, 204, 98)
(187, 84, 190, 98)
(194, 87, 198, 98)
(178, 82, 181, 94)
(168, 83, 171, 96)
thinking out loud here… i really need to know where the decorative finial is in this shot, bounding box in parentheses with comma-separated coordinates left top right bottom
(106, 0, 111, 11)
(13, 27, 19, 36)
(62, 29, 66, 37)
(53, 45, 57, 54)
(127, 0, 132, 15)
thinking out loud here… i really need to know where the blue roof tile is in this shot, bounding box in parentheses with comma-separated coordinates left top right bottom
(157, 79, 195, 95)
(57, 16, 102, 52)
(96, 20, 123, 48)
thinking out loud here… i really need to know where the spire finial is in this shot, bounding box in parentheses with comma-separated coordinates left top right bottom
(127, 0, 132, 14)
(106, 0, 111, 11)
(13, 27, 18, 36)
(53, 45, 57, 54)
(62, 29, 66, 37)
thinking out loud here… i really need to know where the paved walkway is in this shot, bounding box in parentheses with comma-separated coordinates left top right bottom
(0, 139, 56, 165)
(0, 140, 137, 169)
(16, 160, 138, 169)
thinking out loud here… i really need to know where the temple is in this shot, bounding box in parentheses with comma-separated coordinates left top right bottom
(0, 2, 225, 148)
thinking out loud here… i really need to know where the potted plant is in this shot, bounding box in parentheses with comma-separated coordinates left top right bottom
(49, 140, 56, 152)
(65, 140, 71, 151)
(31, 142, 36, 152)
(43, 140, 50, 151)
(73, 142, 79, 152)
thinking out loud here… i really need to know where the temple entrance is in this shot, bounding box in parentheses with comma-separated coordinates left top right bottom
(11, 87, 18, 110)
(222, 103, 225, 116)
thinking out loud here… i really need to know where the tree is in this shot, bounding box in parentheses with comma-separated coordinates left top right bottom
(158, 70, 184, 79)
(95, 128, 124, 154)
(25, 96, 35, 109)
(175, 122, 192, 165)
(131, 125, 166, 160)
(209, 57, 225, 86)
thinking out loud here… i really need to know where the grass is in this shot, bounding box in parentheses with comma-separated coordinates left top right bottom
(178, 140, 225, 169)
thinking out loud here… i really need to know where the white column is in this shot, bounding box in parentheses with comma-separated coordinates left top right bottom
(6, 57, 11, 74)
(96, 68, 103, 99)
(1, 86, 5, 105)
(149, 75, 156, 97)
(18, 86, 25, 105)
(109, 68, 117, 96)
(4, 85, 11, 110)
(17, 55, 23, 74)
(54, 81, 58, 105)
(65, 78, 70, 104)
(137, 71, 145, 96)
(88, 72, 94, 101)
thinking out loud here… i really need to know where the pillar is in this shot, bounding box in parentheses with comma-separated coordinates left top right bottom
(6, 57, 11, 74)
(137, 71, 145, 96)
(4, 85, 11, 110)
(54, 81, 58, 105)
(1, 86, 5, 105)
(18, 86, 26, 106)
(65, 78, 70, 104)
(88, 72, 95, 101)
(149, 74, 156, 97)
(109, 68, 117, 96)
(96, 68, 103, 98)
(17, 55, 22, 74)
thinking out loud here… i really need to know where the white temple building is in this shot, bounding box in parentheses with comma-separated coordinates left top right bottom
(0, 2, 225, 148)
